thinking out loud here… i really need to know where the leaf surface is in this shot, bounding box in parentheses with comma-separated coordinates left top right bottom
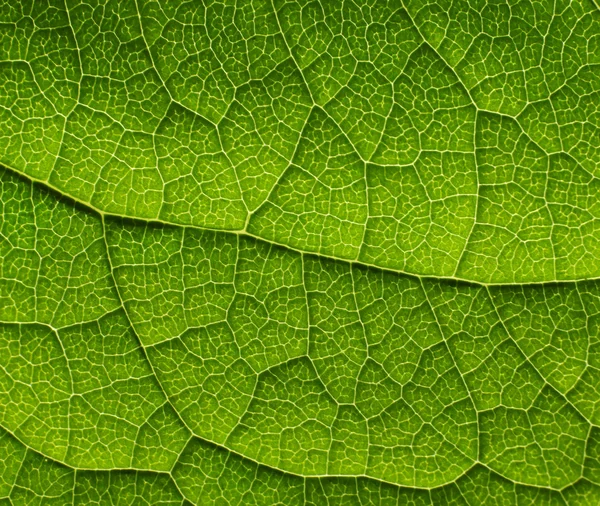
(1, 0, 600, 504)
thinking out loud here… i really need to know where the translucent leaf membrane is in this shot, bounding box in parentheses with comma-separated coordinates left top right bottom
(1, 0, 599, 283)
(0, 425, 599, 506)
(1, 0, 600, 504)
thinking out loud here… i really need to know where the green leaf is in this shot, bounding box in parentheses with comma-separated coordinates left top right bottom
(1, 0, 600, 504)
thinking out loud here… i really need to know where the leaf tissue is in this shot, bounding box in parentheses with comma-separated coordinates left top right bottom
(1, 0, 600, 504)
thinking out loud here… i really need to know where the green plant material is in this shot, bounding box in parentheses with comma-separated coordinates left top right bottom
(1, 0, 599, 504)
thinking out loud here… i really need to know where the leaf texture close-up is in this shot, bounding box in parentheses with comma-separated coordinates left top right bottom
(1, 0, 600, 504)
